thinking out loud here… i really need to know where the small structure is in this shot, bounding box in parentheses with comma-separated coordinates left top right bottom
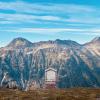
(45, 67, 57, 88)
(28, 80, 40, 90)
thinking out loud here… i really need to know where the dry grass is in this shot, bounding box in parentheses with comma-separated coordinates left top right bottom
(0, 88, 100, 100)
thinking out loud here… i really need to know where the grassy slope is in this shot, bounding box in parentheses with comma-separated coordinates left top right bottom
(0, 88, 100, 100)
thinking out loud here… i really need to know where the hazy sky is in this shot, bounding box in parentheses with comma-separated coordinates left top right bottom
(0, 0, 100, 47)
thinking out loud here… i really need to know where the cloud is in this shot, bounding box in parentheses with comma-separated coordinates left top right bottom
(0, 13, 57, 23)
(0, 1, 100, 36)
(40, 16, 61, 21)
(0, 1, 96, 14)
(2, 28, 100, 36)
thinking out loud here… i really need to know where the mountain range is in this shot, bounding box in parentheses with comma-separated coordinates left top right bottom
(0, 37, 100, 90)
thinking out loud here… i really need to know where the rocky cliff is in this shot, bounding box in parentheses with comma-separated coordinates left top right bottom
(0, 37, 100, 90)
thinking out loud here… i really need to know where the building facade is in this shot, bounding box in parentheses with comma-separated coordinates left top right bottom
(45, 67, 57, 88)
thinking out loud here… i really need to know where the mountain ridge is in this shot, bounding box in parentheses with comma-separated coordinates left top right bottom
(6, 36, 100, 48)
(7, 37, 33, 49)
(0, 37, 100, 90)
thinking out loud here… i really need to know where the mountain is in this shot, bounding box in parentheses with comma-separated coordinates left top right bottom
(91, 37, 100, 43)
(7, 37, 33, 49)
(0, 37, 100, 90)
(84, 37, 100, 56)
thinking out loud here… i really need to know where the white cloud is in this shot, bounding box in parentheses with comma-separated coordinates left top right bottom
(40, 16, 61, 21)
(0, 1, 96, 14)
(0, 12, 100, 25)
(0, 1, 99, 24)
(0, 1, 100, 35)
(2, 28, 100, 36)
(0, 13, 62, 23)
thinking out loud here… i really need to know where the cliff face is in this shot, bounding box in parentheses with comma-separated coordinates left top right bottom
(0, 37, 100, 90)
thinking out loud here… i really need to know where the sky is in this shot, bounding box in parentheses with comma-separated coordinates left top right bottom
(0, 0, 100, 47)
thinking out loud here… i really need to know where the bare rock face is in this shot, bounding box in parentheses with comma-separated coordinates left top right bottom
(7, 37, 33, 49)
(0, 37, 100, 90)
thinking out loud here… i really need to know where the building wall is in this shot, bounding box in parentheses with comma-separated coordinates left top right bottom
(45, 70, 56, 82)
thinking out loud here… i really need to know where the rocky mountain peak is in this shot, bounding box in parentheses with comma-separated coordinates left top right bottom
(84, 37, 100, 47)
(55, 39, 81, 47)
(91, 37, 100, 42)
(7, 37, 33, 49)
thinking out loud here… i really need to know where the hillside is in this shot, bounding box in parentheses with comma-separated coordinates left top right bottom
(0, 37, 100, 90)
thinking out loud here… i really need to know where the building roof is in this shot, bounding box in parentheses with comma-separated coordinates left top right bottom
(45, 67, 57, 72)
